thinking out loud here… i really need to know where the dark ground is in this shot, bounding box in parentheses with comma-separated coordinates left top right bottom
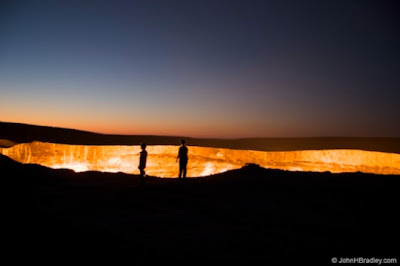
(3, 154, 399, 264)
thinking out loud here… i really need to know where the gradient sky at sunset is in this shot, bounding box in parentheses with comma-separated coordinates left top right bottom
(1, 0, 399, 138)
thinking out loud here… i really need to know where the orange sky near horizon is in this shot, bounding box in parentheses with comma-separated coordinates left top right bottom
(1, 115, 295, 138)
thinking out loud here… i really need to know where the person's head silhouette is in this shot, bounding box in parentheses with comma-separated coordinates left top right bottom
(141, 143, 147, 150)
(181, 139, 186, 145)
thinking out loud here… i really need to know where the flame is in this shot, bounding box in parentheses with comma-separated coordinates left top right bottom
(200, 162, 216, 176)
(1, 141, 399, 177)
(52, 162, 89, 172)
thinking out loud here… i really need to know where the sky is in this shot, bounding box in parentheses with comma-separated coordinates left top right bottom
(1, 0, 399, 138)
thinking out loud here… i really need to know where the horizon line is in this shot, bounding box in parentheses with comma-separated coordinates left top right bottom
(2, 121, 399, 140)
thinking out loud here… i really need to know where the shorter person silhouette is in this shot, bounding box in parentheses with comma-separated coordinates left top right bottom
(176, 139, 188, 179)
(138, 143, 147, 186)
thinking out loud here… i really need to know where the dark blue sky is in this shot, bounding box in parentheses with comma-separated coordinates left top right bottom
(1, 0, 399, 137)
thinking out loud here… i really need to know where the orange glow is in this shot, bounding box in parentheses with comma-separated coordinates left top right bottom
(1, 141, 399, 177)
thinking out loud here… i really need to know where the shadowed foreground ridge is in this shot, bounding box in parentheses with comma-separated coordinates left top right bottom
(4, 154, 399, 263)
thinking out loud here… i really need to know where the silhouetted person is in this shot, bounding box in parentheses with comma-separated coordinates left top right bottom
(138, 143, 147, 186)
(176, 139, 188, 179)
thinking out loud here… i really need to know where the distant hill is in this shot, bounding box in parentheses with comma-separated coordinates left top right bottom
(1, 121, 400, 153)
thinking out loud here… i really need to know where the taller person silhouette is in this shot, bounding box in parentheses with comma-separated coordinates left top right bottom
(176, 139, 188, 179)
(138, 143, 147, 186)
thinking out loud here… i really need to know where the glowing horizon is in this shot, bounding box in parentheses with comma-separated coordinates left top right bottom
(3, 119, 400, 140)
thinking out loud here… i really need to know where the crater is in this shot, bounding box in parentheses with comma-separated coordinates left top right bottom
(1, 141, 399, 177)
